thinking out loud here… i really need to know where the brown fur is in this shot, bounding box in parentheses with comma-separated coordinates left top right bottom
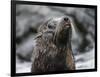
(31, 16, 75, 74)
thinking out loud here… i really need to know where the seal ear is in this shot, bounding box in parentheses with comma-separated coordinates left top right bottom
(38, 18, 52, 32)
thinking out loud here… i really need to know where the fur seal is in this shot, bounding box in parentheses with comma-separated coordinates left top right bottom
(31, 16, 75, 74)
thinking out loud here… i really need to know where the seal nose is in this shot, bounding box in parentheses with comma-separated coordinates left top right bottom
(63, 17, 71, 28)
(63, 17, 69, 22)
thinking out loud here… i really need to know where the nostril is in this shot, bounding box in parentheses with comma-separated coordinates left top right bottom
(63, 17, 69, 22)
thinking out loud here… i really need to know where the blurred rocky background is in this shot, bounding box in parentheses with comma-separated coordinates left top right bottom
(16, 4, 95, 73)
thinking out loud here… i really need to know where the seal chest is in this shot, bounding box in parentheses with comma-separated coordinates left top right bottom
(31, 16, 75, 74)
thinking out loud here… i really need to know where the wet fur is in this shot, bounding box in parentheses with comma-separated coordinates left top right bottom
(31, 17, 75, 74)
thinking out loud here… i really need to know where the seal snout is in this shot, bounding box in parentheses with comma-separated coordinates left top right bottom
(62, 17, 71, 28)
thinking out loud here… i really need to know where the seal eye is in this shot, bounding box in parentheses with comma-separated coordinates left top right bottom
(48, 24, 52, 28)
(48, 24, 55, 29)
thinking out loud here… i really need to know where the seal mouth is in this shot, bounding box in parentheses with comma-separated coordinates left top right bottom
(64, 23, 71, 29)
